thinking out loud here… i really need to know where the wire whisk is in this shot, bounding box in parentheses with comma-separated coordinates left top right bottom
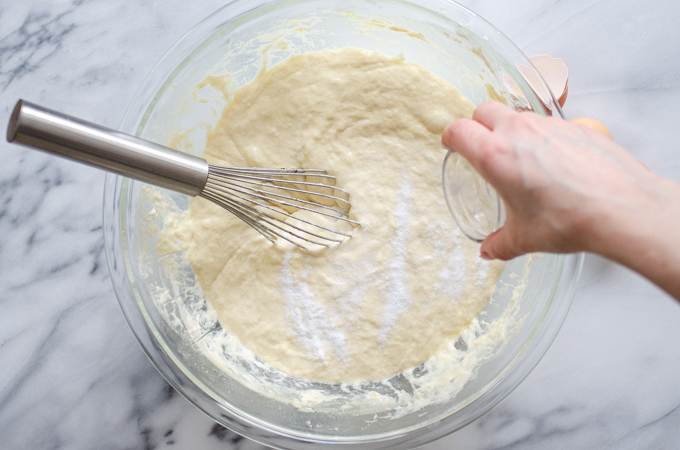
(201, 166, 357, 249)
(7, 100, 357, 251)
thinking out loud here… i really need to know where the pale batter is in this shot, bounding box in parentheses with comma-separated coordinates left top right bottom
(187, 48, 503, 383)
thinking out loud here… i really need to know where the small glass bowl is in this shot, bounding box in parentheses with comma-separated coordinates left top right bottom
(103, 0, 582, 448)
(443, 149, 507, 243)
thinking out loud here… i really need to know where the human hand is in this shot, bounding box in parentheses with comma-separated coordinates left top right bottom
(441, 101, 672, 262)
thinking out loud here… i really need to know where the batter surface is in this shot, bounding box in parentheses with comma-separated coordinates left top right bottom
(187, 48, 503, 383)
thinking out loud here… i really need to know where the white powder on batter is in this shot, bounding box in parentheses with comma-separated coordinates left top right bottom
(379, 176, 413, 342)
(476, 259, 491, 287)
(441, 243, 466, 298)
(281, 250, 349, 362)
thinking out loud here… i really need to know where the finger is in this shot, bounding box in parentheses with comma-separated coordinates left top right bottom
(472, 101, 517, 130)
(480, 226, 522, 261)
(441, 118, 493, 169)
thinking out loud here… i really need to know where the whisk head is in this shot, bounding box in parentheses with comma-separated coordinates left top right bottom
(199, 166, 358, 251)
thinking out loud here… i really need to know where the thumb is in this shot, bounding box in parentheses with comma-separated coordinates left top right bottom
(480, 226, 521, 261)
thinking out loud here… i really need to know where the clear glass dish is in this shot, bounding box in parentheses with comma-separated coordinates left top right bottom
(103, 0, 583, 448)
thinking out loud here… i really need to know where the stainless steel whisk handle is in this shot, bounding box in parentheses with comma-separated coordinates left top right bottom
(7, 100, 209, 197)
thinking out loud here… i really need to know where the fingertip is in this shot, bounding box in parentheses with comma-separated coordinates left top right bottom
(441, 119, 467, 149)
(441, 118, 493, 168)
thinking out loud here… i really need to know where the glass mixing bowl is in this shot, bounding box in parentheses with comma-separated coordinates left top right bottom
(103, 0, 582, 448)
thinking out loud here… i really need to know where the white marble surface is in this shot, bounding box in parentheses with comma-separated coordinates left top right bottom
(1, 0, 680, 448)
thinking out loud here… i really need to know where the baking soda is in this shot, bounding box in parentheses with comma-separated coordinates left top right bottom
(280, 251, 349, 362)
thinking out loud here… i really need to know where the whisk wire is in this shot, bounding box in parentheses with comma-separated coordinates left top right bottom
(205, 178, 357, 223)
(202, 185, 352, 239)
(208, 167, 352, 205)
(200, 165, 356, 249)
(201, 191, 344, 250)
(201, 192, 277, 242)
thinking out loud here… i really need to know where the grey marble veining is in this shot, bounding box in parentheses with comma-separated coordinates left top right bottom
(1, 1, 679, 449)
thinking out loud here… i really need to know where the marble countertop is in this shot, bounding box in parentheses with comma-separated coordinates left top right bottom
(2, 0, 680, 448)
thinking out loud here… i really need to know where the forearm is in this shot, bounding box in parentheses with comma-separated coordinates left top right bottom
(587, 175, 680, 301)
